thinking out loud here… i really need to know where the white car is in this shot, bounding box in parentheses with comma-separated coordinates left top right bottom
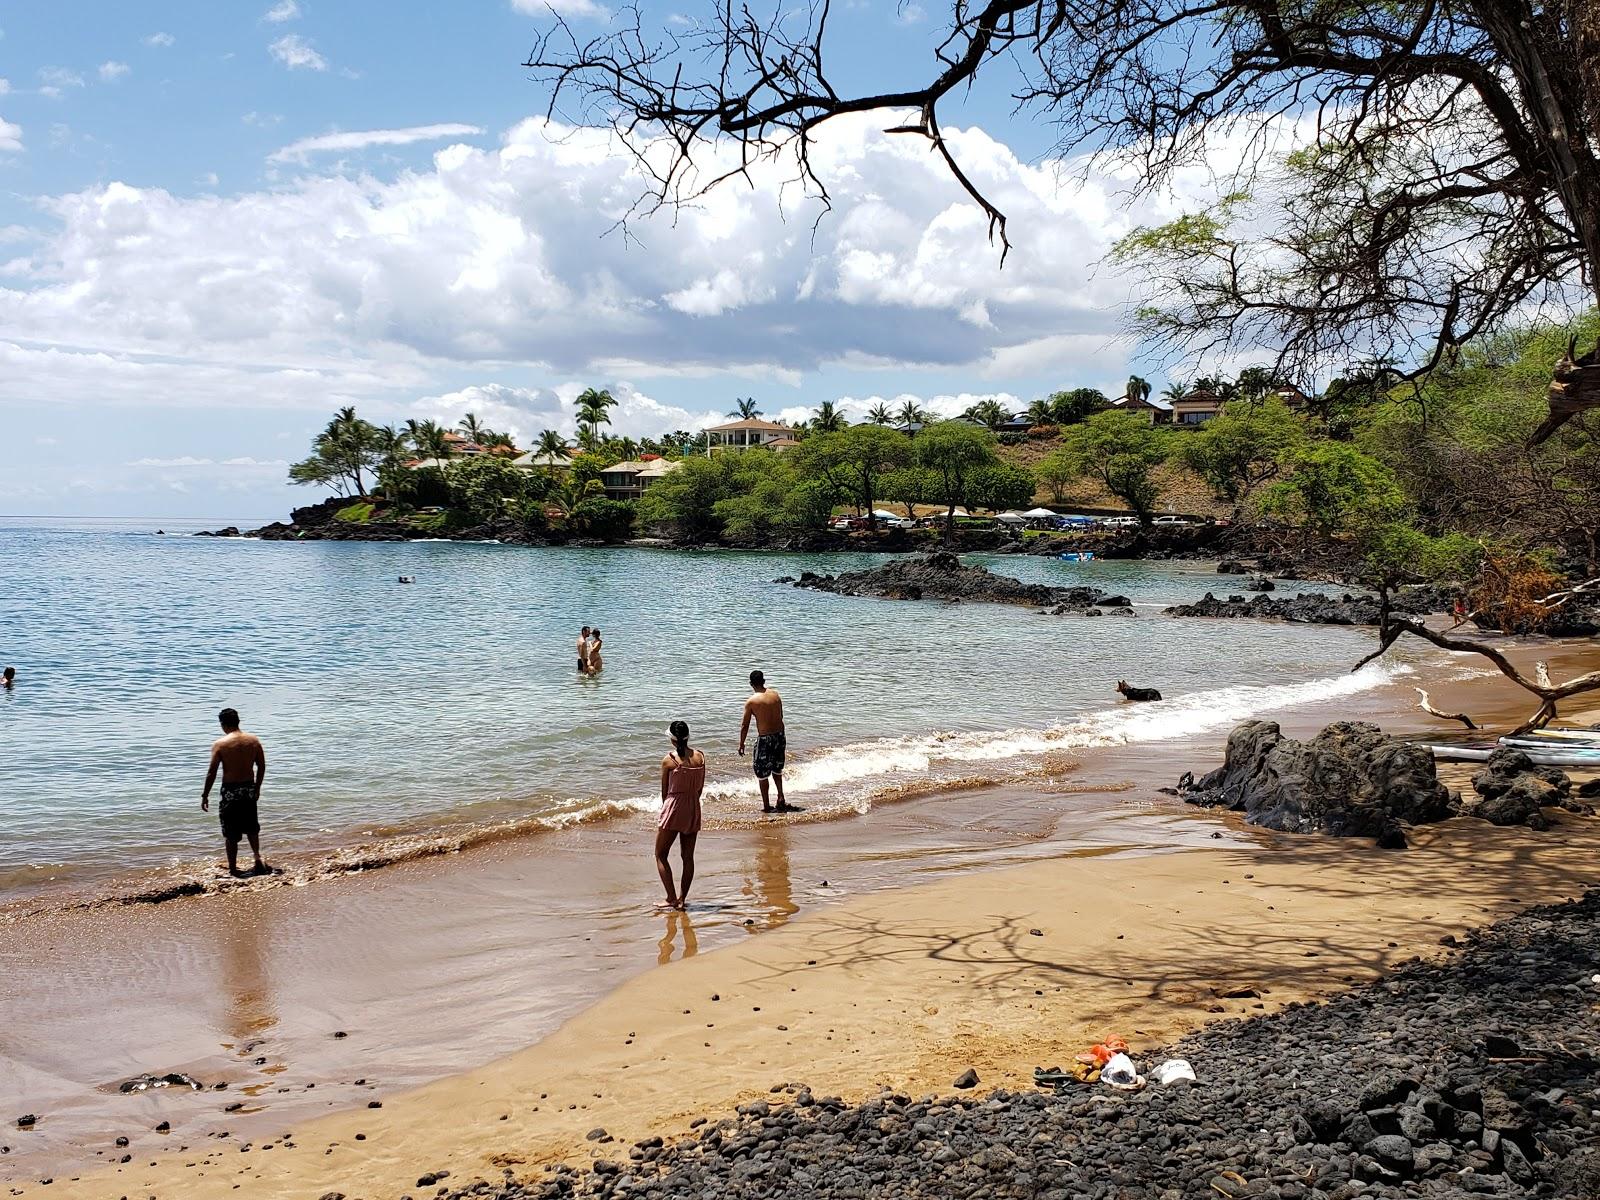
(1101, 515, 1139, 528)
(1152, 515, 1195, 526)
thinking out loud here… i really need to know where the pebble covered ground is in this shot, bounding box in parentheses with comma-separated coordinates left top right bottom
(425, 887, 1600, 1200)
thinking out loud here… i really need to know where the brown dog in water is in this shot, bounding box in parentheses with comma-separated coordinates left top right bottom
(1116, 680, 1162, 702)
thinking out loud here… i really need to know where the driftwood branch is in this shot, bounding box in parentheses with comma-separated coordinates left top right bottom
(1414, 686, 1478, 730)
(1356, 607, 1600, 735)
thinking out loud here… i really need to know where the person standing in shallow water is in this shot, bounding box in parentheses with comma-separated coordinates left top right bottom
(585, 628, 604, 675)
(577, 625, 592, 673)
(2, 666, 14, 689)
(202, 707, 268, 877)
(739, 669, 793, 814)
(655, 720, 705, 910)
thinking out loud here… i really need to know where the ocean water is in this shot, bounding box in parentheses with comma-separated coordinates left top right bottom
(1, 517, 1414, 901)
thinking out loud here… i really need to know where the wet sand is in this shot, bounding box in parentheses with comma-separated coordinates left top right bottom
(5, 635, 1597, 1195)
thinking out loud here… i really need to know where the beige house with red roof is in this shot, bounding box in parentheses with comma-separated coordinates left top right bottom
(705, 418, 796, 452)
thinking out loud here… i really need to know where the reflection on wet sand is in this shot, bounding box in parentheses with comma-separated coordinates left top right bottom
(657, 911, 698, 965)
(217, 900, 280, 1097)
(745, 825, 799, 931)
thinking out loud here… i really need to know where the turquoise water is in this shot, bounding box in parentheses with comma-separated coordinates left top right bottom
(1, 517, 1407, 900)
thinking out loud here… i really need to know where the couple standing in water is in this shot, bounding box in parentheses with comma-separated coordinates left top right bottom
(576, 625, 605, 675)
(654, 669, 793, 910)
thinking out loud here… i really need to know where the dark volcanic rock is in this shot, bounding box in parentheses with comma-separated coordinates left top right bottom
(195, 526, 241, 538)
(792, 552, 1131, 614)
(1179, 720, 1458, 845)
(1166, 590, 1385, 625)
(447, 888, 1600, 1200)
(1464, 748, 1571, 829)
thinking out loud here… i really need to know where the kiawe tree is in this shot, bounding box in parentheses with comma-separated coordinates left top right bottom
(794, 424, 911, 530)
(529, 1, 1600, 441)
(1058, 410, 1172, 526)
(914, 421, 1001, 535)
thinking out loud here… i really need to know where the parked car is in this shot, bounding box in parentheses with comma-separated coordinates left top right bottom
(1152, 515, 1196, 526)
(1053, 515, 1097, 529)
(829, 516, 867, 531)
(1100, 515, 1138, 528)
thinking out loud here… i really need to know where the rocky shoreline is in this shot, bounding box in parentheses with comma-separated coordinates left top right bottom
(783, 552, 1134, 614)
(450, 886, 1600, 1200)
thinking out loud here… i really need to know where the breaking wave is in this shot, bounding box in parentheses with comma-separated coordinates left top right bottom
(2, 661, 1410, 919)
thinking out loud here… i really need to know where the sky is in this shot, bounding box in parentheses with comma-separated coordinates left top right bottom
(0, 1, 1228, 520)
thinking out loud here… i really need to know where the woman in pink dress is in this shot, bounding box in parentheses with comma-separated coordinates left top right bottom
(655, 720, 705, 910)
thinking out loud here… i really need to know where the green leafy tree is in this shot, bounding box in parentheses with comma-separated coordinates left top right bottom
(1035, 446, 1079, 504)
(914, 421, 1000, 533)
(882, 466, 938, 519)
(1050, 388, 1109, 426)
(967, 462, 1037, 512)
(1259, 443, 1405, 539)
(810, 400, 848, 433)
(568, 497, 636, 540)
(1058, 410, 1172, 526)
(445, 456, 528, 523)
(1179, 396, 1307, 520)
(793, 424, 911, 530)
(288, 406, 385, 496)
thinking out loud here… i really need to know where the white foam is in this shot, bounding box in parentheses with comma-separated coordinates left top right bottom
(691, 661, 1413, 807)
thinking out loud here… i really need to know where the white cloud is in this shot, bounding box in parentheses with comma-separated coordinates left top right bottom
(0, 112, 1248, 417)
(897, 4, 927, 23)
(413, 381, 722, 445)
(510, 0, 608, 18)
(38, 67, 85, 90)
(268, 123, 484, 165)
(0, 79, 10, 96)
(263, 1, 301, 21)
(268, 34, 327, 71)
(0, 117, 20, 153)
(99, 61, 131, 83)
(128, 455, 288, 468)
(243, 111, 283, 127)
(143, 32, 176, 48)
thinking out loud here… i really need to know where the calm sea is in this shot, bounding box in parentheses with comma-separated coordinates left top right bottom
(1, 516, 1417, 903)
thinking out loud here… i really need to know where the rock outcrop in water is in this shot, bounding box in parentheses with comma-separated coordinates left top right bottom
(1179, 720, 1459, 847)
(1462, 747, 1583, 830)
(788, 553, 1134, 614)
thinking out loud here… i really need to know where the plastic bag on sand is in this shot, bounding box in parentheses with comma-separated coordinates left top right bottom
(1100, 1053, 1144, 1090)
(1151, 1059, 1196, 1085)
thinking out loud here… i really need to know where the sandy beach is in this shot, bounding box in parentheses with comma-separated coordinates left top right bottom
(5, 633, 1597, 1197)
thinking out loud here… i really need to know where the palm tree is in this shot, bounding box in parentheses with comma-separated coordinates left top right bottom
(1026, 398, 1055, 425)
(895, 399, 927, 426)
(1161, 381, 1188, 404)
(406, 418, 453, 463)
(866, 402, 894, 426)
(1125, 375, 1151, 404)
(575, 387, 617, 447)
(811, 400, 848, 433)
(551, 475, 604, 516)
(729, 397, 761, 419)
(965, 399, 1006, 429)
(535, 428, 568, 461)
(615, 436, 640, 460)
(458, 413, 488, 445)
(373, 424, 411, 487)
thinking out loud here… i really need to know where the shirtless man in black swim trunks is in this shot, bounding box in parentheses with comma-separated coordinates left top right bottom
(201, 707, 268, 877)
(739, 670, 794, 814)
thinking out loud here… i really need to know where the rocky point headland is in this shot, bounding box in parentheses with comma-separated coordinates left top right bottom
(783, 552, 1135, 615)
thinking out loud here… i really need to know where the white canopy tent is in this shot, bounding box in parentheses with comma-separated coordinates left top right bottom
(995, 512, 1026, 525)
(1022, 507, 1058, 520)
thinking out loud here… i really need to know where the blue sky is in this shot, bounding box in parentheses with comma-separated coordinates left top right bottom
(0, 2, 1203, 520)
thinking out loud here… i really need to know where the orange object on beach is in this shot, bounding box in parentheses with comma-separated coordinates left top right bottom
(1075, 1035, 1129, 1066)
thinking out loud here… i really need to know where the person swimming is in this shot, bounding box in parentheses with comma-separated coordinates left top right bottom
(655, 719, 705, 910)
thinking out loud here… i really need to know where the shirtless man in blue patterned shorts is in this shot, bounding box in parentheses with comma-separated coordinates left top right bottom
(738, 670, 794, 815)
